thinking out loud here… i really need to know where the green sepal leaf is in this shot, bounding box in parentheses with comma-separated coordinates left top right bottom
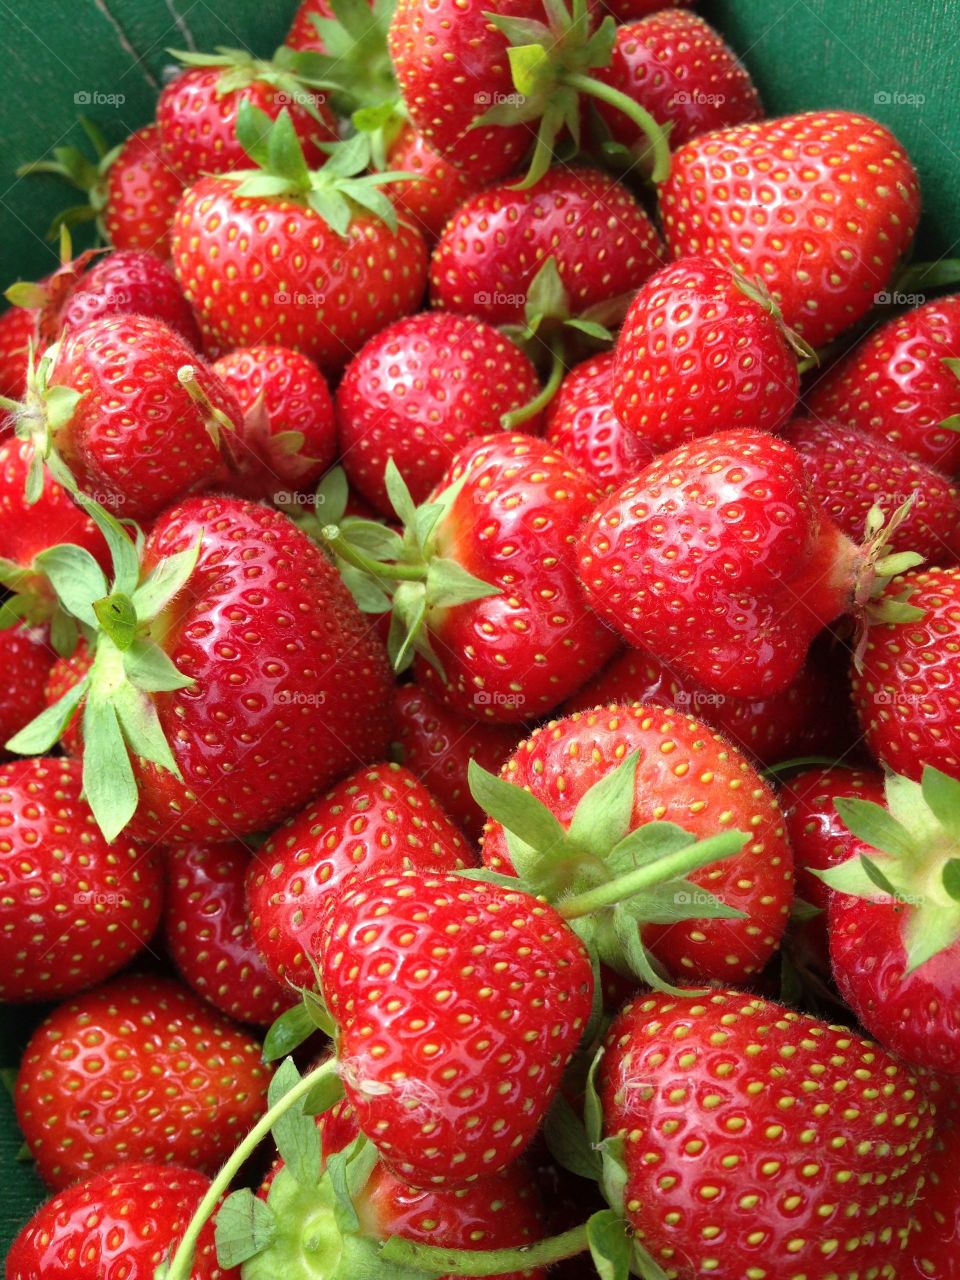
(76, 494, 140, 596)
(566, 750, 638, 858)
(484, 12, 553, 46)
(874, 551, 925, 577)
(525, 256, 570, 324)
(236, 99, 275, 168)
(130, 539, 201, 620)
(388, 581, 428, 672)
(586, 1209, 632, 1280)
(833, 796, 918, 859)
(111, 678, 183, 780)
(425, 557, 500, 609)
(122, 640, 194, 694)
(920, 766, 960, 843)
(5, 675, 88, 756)
(302, 986, 336, 1038)
(383, 458, 418, 528)
(340, 519, 405, 562)
(632, 1240, 671, 1280)
(859, 852, 902, 898)
(44, 384, 81, 434)
(603, 908, 706, 997)
(81, 694, 139, 842)
(268, 1057, 322, 1189)
(262, 1002, 317, 1063)
(903, 902, 960, 974)
(93, 592, 137, 650)
(565, 317, 613, 341)
(33, 544, 107, 627)
(598, 1135, 628, 1219)
(506, 43, 555, 99)
(584, 1045, 604, 1148)
(325, 1137, 378, 1233)
(468, 760, 568, 855)
(302, 1065, 345, 1117)
(267, 109, 312, 188)
(543, 1093, 602, 1181)
(313, 466, 349, 524)
(214, 1188, 277, 1269)
(338, 563, 393, 615)
(942, 859, 960, 902)
(605, 822, 696, 875)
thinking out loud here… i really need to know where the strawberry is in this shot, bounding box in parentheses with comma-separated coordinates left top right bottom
(317, 869, 594, 1186)
(430, 167, 663, 330)
(211, 344, 336, 499)
(287, 0, 346, 52)
(818, 766, 960, 1075)
(593, 11, 763, 152)
(17, 494, 394, 844)
(577, 428, 918, 699)
(603, 0, 696, 17)
(564, 642, 857, 768)
(15, 974, 270, 1189)
(336, 312, 545, 514)
(660, 111, 921, 348)
(0, 302, 35, 399)
(785, 415, 960, 563)
(613, 257, 803, 451)
(544, 352, 654, 491)
(853, 567, 960, 779)
(323, 433, 619, 723)
(392, 684, 520, 841)
(171, 108, 428, 371)
(479, 703, 793, 982)
(384, 123, 482, 242)
(246, 762, 473, 985)
(165, 841, 294, 1027)
(6, 1163, 236, 1280)
(0, 624, 55, 754)
(806, 294, 960, 472)
(912, 1088, 960, 1279)
(156, 50, 338, 185)
(0, 756, 163, 1002)
(598, 989, 937, 1276)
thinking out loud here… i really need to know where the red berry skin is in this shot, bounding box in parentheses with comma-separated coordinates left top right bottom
(56, 249, 201, 350)
(413, 433, 620, 724)
(807, 295, 960, 473)
(912, 1091, 960, 1279)
(0, 302, 35, 399)
(156, 68, 337, 185)
(0, 757, 163, 1003)
(385, 123, 482, 242)
(603, 0, 696, 19)
(48, 314, 242, 520)
(429, 167, 663, 327)
(15, 975, 270, 1190)
(482, 705, 793, 983)
(577, 429, 860, 699)
(545, 352, 655, 492)
(594, 12, 762, 151)
(613, 257, 799, 451)
(853, 568, 960, 779)
(247, 763, 473, 985)
(104, 125, 185, 258)
(660, 111, 921, 349)
(0, 625, 55, 756)
(164, 842, 294, 1027)
(393, 685, 520, 841)
(336, 312, 544, 514)
(784, 417, 960, 563)
(6, 1163, 236, 1280)
(171, 177, 428, 370)
(212, 345, 336, 498)
(318, 871, 594, 1187)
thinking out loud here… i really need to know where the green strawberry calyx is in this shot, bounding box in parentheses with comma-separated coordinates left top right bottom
(287, 0, 400, 119)
(475, 0, 671, 187)
(4, 496, 200, 842)
(229, 103, 416, 239)
(0, 340, 84, 504)
(168, 43, 340, 128)
(465, 751, 748, 996)
(817, 765, 960, 973)
(14, 117, 121, 242)
(319, 460, 500, 679)
(849, 498, 927, 667)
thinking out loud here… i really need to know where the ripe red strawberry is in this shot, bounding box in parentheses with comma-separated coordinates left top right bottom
(15, 974, 270, 1189)
(171, 110, 428, 371)
(481, 704, 793, 982)
(336, 312, 544, 514)
(0, 756, 163, 1002)
(613, 257, 802, 450)
(819, 766, 960, 1075)
(544, 352, 654, 491)
(326, 433, 619, 723)
(806, 294, 960, 472)
(317, 870, 594, 1186)
(0, 302, 35, 399)
(430, 167, 663, 328)
(577, 428, 909, 699)
(594, 11, 762, 151)
(564, 642, 857, 768)
(0, 625, 55, 754)
(27, 494, 394, 844)
(783, 416, 960, 563)
(660, 111, 921, 348)
(384, 123, 481, 242)
(104, 124, 186, 255)
(287, 0, 344, 51)
(6, 1163, 236, 1280)
(165, 841, 294, 1027)
(853, 567, 960, 779)
(247, 762, 473, 984)
(212, 344, 336, 498)
(393, 684, 520, 841)
(599, 990, 937, 1276)
(156, 54, 338, 184)
(603, 0, 696, 17)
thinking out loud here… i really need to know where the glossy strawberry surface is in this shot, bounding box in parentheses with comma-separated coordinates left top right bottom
(103, 124, 185, 257)
(0, 303, 35, 400)
(55, 249, 200, 349)
(0, 625, 55, 755)
(385, 123, 481, 242)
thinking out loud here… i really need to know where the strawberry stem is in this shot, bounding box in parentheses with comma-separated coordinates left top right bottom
(320, 525, 427, 582)
(381, 1221, 590, 1274)
(563, 72, 671, 182)
(501, 340, 565, 429)
(158, 1058, 341, 1280)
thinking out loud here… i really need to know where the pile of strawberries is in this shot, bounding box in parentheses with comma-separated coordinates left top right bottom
(1, 0, 959, 1277)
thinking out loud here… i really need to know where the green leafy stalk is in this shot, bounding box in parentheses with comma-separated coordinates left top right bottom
(380, 1221, 592, 1275)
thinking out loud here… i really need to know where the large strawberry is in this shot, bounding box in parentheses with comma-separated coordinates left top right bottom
(12, 494, 394, 843)
(613, 256, 804, 451)
(323, 433, 619, 723)
(246, 762, 473, 985)
(660, 111, 921, 348)
(15, 974, 270, 1189)
(598, 990, 937, 1277)
(336, 311, 544, 514)
(806, 294, 960, 472)
(577, 428, 921, 698)
(6, 1163, 236, 1280)
(171, 108, 428, 370)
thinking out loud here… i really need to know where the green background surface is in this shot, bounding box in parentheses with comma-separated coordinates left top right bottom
(1, 0, 959, 1259)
